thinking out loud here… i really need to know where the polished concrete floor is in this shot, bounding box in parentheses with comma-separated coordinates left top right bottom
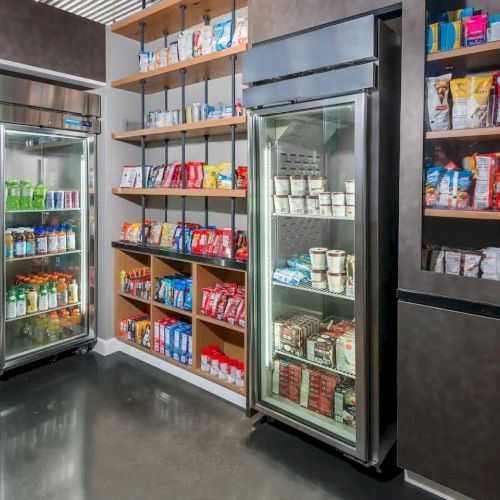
(0, 352, 436, 500)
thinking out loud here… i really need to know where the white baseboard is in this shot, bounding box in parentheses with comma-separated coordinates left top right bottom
(94, 336, 246, 409)
(405, 471, 473, 500)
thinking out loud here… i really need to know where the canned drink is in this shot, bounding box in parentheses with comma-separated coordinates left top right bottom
(45, 191, 55, 210)
(54, 191, 64, 209)
(185, 106, 192, 124)
(171, 109, 179, 125)
(71, 190, 80, 209)
(202, 103, 210, 121)
(64, 191, 73, 208)
(192, 102, 202, 122)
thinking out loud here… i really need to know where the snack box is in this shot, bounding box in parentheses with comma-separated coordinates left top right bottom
(439, 21, 462, 51)
(426, 23, 439, 54)
(336, 332, 355, 376)
(334, 384, 356, 428)
(463, 14, 488, 46)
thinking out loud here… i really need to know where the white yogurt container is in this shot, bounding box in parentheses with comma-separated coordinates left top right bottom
(345, 193, 355, 205)
(327, 250, 346, 273)
(306, 195, 319, 215)
(274, 176, 290, 195)
(328, 272, 346, 294)
(331, 192, 345, 205)
(345, 180, 355, 194)
(318, 192, 332, 205)
(311, 269, 328, 289)
(309, 247, 328, 270)
(332, 205, 346, 218)
(307, 175, 326, 194)
(290, 176, 307, 196)
(289, 195, 305, 215)
(273, 195, 289, 214)
(346, 205, 355, 218)
(320, 204, 332, 216)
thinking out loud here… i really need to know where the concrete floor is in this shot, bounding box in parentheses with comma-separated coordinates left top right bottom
(0, 352, 436, 500)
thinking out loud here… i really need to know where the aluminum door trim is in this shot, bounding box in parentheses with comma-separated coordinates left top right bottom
(248, 92, 369, 462)
(0, 124, 6, 369)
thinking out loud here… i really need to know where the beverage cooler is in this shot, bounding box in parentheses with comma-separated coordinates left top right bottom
(244, 16, 401, 466)
(0, 75, 100, 376)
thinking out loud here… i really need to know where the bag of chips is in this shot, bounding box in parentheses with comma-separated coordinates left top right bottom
(178, 30, 194, 61)
(426, 74, 452, 131)
(473, 153, 497, 210)
(214, 19, 233, 51)
(424, 166, 444, 207)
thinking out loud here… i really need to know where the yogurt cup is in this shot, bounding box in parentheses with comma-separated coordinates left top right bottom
(327, 250, 346, 273)
(274, 176, 290, 195)
(311, 269, 327, 289)
(328, 272, 346, 294)
(331, 192, 345, 206)
(332, 205, 346, 217)
(306, 195, 319, 215)
(290, 176, 307, 196)
(307, 175, 326, 194)
(346, 205, 355, 218)
(345, 193, 355, 205)
(289, 195, 305, 215)
(318, 192, 332, 205)
(319, 204, 332, 217)
(273, 195, 289, 214)
(345, 180, 355, 194)
(309, 247, 328, 270)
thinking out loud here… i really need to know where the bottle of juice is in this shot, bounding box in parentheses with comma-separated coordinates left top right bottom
(25, 229, 35, 256)
(33, 314, 45, 344)
(46, 311, 61, 343)
(68, 278, 79, 304)
(5, 229, 14, 259)
(65, 225, 76, 251)
(13, 230, 26, 258)
(57, 277, 68, 307)
(35, 227, 48, 255)
(16, 287, 27, 317)
(27, 285, 38, 314)
(38, 284, 48, 311)
(20, 180, 33, 210)
(6, 180, 20, 211)
(33, 181, 46, 210)
(70, 307, 82, 326)
(6, 287, 17, 320)
(57, 226, 67, 253)
(59, 309, 71, 338)
(48, 281, 57, 309)
(47, 227, 58, 254)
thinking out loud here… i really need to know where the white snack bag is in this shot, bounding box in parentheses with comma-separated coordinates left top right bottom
(233, 16, 248, 45)
(425, 74, 452, 131)
(120, 166, 137, 188)
(178, 30, 194, 61)
(200, 25, 214, 55)
(480, 247, 500, 280)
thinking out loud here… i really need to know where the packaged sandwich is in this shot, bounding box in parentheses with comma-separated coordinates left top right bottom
(424, 166, 444, 207)
(473, 154, 497, 210)
(426, 74, 452, 131)
(450, 78, 471, 130)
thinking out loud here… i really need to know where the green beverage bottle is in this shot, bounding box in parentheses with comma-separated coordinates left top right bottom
(6, 180, 20, 211)
(32, 181, 47, 210)
(6, 287, 17, 320)
(16, 287, 27, 318)
(20, 180, 33, 210)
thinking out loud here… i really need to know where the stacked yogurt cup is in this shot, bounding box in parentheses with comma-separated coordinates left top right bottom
(272, 175, 355, 218)
(308, 247, 347, 293)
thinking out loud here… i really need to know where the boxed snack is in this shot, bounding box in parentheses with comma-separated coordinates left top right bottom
(426, 74, 451, 131)
(473, 153, 497, 210)
(319, 374, 337, 417)
(120, 165, 138, 188)
(288, 364, 302, 403)
(272, 359, 281, 394)
(148, 165, 165, 188)
(178, 30, 194, 61)
(334, 384, 356, 428)
(426, 23, 439, 54)
(439, 21, 462, 51)
(214, 19, 233, 51)
(463, 14, 487, 46)
(279, 361, 290, 398)
(299, 367, 311, 407)
(336, 331, 355, 375)
(307, 371, 322, 413)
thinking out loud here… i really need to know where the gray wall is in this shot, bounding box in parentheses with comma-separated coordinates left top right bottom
(0, 0, 105, 84)
(249, 0, 400, 45)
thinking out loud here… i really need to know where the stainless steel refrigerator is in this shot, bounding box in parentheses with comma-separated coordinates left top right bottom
(0, 75, 100, 376)
(244, 15, 401, 466)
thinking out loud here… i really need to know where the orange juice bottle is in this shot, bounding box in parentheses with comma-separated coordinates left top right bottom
(70, 308, 82, 325)
(56, 277, 68, 307)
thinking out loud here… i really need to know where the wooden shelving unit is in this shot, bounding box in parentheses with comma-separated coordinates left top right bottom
(426, 40, 500, 71)
(112, 187, 247, 198)
(424, 209, 500, 220)
(111, 0, 247, 42)
(426, 127, 500, 142)
(115, 245, 247, 396)
(112, 44, 247, 93)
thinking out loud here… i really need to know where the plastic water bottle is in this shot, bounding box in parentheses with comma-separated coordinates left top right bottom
(20, 180, 33, 210)
(33, 181, 47, 210)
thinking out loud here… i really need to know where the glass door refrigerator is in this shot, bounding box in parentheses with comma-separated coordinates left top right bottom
(0, 75, 100, 376)
(244, 15, 401, 466)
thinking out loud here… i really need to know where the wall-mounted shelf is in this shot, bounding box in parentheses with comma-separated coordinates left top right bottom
(112, 187, 247, 198)
(424, 209, 500, 220)
(112, 115, 247, 143)
(111, 0, 247, 43)
(426, 127, 500, 142)
(112, 45, 246, 94)
(197, 313, 247, 333)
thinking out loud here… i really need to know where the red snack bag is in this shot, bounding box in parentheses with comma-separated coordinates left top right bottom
(279, 362, 290, 398)
(288, 364, 302, 403)
(473, 154, 497, 210)
(186, 161, 204, 189)
(307, 372, 322, 413)
(216, 292, 229, 321)
(201, 287, 212, 315)
(236, 166, 248, 188)
(172, 163, 182, 188)
(120, 222, 132, 241)
(235, 297, 246, 328)
(318, 374, 337, 417)
(220, 228, 233, 258)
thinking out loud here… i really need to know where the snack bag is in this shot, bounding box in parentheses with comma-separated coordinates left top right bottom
(120, 165, 137, 188)
(455, 171, 474, 209)
(186, 162, 204, 189)
(147, 222, 162, 246)
(200, 25, 214, 55)
(120, 222, 132, 242)
(444, 249, 462, 275)
(194, 29, 203, 57)
(203, 165, 218, 189)
(424, 166, 444, 207)
(426, 74, 452, 131)
(493, 72, 500, 126)
(148, 165, 165, 188)
(430, 247, 445, 273)
(463, 156, 477, 177)
(217, 163, 233, 189)
(178, 30, 194, 61)
(481, 247, 500, 280)
(468, 75, 493, 129)
(426, 23, 439, 54)
(169, 41, 179, 64)
(214, 19, 233, 51)
(473, 154, 497, 210)
(450, 77, 471, 130)
(463, 14, 487, 46)
(236, 166, 248, 189)
(463, 252, 482, 278)
(233, 17, 248, 45)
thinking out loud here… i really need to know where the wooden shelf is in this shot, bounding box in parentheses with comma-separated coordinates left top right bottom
(118, 292, 151, 305)
(112, 115, 247, 143)
(112, 45, 246, 94)
(112, 187, 247, 198)
(425, 209, 500, 220)
(426, 127, 500, 142)
(426, 40, 500, 71)
(111, 0, 247, 43)
(152, 301, 193, 317)
(195, 368, 245, 395)
(196, 313, 246, 333)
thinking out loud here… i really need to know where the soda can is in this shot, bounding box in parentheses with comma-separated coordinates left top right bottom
(185, 106, 192, 124)
(192, 102, 202, 122)
(71, 190, 80, 209)
(45, 191, 55, 210)
(54, 191, 64, 209)
(64, 191, 73, 209)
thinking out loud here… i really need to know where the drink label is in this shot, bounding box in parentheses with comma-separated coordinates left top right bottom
(16, 300, 26, 317)
(26, 241, 35, 256)
(58, 291, 68, 307)
(7, 301, 16, 320)
(5, 243, 14, 259)
(38, 295, 48, 311)
(48, 291, 57, 309)
(58, 236, 67, 252)
(48, 235, 58, 253)
(36, 237, 48, 255)
(14, 241, 26, 258)
(67, 234, 76, 250)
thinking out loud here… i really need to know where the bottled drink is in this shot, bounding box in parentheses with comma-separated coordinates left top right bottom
(27, 285, 38, 314)
(35, 227, 48, 255)
(5, 229, 14, 259)
(16, 288, 27, 317)
(32, 181, 47, 210)
(20, 180, 33, 210)
(46, 311, 61, 343)
(13, 230, 26, 258)
(59, 309, 71, 338)
(57, 226, 67, 253)
(6, 180, 20, 211)
(65, 225, 76, 251)
(38, 284, 48, 311)
(33, 314, 47, 344)
(68, 279, 78, 304)
(70, 308, 82, 326)
(25, 229, 35, 256)
(57, 277, 68, 307)
(6, 287, 17, 320)
(48, 282, 57, 309)
(47, 227, 58, 254)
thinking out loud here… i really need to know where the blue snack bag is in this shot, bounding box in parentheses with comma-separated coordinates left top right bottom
(184, 277, 193, 311)
(214, 19, 233, 51)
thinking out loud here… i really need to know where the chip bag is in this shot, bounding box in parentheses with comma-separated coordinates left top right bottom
(203, 165, 218, 189)
(426, 74, 452, 131)
(424, 166, 444, 207)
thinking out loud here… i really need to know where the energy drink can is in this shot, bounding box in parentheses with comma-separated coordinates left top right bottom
(45, 191, 55, 210)
(54, 191, 64, 209)
(71, 191, 80, 209)
(64, 191, 73, 208)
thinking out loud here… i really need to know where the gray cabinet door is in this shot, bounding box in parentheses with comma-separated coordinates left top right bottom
(398, 301, 500, 499)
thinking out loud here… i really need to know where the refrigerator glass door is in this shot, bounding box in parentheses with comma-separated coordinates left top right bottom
(1, 126, 89, 363)
(250, 94, 367, 457)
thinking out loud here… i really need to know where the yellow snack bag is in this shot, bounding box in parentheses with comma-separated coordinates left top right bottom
(203, 165, 218, 189)
(450, 78, 471, 130)
(217, 162, 233, 190)
(160, 222, 177, 248)
(469, 75, 493, 129)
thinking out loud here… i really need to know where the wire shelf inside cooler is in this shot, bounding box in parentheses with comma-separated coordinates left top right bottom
(273, 280, 354, 301)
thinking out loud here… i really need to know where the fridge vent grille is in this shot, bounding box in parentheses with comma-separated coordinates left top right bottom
(277, 218, 324, 256)
(278, 151, 321, 176)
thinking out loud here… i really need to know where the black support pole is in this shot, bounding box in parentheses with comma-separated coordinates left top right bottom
(230, 51, 237, 259)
